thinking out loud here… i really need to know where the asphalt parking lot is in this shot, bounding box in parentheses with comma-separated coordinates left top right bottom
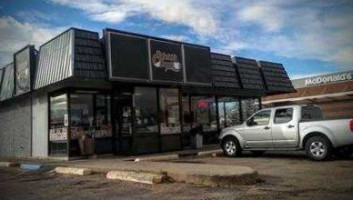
(1, 152, 353, 200)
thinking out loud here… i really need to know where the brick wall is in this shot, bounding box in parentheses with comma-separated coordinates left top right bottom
(0, 98, 32, 157)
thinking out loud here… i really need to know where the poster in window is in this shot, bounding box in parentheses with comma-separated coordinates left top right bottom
(150, 39, 184, 82)
(15, 46, 33, 95)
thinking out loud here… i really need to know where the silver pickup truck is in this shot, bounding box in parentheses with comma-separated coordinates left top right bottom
(219, 105, 353, 161)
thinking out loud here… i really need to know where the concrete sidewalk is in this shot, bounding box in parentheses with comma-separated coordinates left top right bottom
(63, 158, 258, 186)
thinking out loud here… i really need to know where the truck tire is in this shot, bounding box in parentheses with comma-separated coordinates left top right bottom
(334, 146, 353, 159)
(305, 136, 332, 161)
(222, 137, 241, 157)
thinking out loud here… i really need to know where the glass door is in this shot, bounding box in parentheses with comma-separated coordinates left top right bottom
(114, 92, 133, 155)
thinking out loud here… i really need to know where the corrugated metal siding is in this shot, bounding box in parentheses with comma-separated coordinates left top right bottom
(259, 61, 294, 93)
(211, 53, 241, 88)
(234, 57, 264, 90)
(0, 63, 15, 101)
(74, 29, 106, 79)
(34, 30, 74, 89)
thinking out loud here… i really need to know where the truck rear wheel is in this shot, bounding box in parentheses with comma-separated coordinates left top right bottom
(222, 137, 241, 157)
(305, 136, 332, 161)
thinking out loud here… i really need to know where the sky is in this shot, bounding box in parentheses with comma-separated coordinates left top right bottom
(0, 0, 352, 79)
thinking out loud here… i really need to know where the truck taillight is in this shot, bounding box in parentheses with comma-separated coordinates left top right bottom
(350, 120, 353, 132)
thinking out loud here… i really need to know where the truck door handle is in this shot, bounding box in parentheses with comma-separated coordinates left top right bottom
(264, 126, 270, 130)
(288, 125, 294, 128)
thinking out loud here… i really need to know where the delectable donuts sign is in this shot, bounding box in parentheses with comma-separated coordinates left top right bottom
(152, 50, 181, 72)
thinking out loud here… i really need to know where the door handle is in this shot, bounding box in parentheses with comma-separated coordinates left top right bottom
(288, 125, 294, 128)
(264, 126, 270, 130)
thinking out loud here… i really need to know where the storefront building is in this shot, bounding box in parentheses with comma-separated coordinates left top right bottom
(263, 70, 353, 119)
(0, 28, 294, 159)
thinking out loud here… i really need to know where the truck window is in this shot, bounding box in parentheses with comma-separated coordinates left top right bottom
(301, 106, 323, 121)
(274, 108, 293, 124)
(247, 110, 271, 126)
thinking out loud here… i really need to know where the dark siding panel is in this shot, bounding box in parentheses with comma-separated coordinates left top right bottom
(74, 29, 106, 79)
(234, 57, 264, 90)
(259, 61, 294, 93)
(211, 53, 241, 89)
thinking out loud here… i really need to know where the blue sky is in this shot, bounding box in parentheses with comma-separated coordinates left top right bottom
(0, 0, 352, 79)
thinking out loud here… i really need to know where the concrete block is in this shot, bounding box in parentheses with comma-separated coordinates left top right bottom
(106, 170, 166, 184)
(197, 150, 223, 157)
(0, 161, 20, 167)
(134, 154, 179, 162)
(55, 167, 92, 176)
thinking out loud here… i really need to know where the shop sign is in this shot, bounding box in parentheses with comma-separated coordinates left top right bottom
(152, 50, 181, 72)
(150, 39, 184, 82)
(304, 72, 352, 86)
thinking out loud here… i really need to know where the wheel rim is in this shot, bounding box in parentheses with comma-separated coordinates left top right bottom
(225, 141, 236, 155)
(309, 141, 326, 158)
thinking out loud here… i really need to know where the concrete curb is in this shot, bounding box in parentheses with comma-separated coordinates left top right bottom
(107, 170, 166, 184)
(197, 150, 223, 157)
(134, 154, 179, 162)
(55, 167, 92, 176)
(0, 161, 20, 167)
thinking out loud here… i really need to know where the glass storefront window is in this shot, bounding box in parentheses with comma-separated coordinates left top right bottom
(95, 94, 112, 138)
(159, 88, 180, 134)
(241, 98, 260, 122)
(134, 87, 158, 133)
(182, 95, 191, 133)
(190, 96, 217, 132)
(218, 97, 241, 128)
(49, 94, 68, 155)
(70, 94, 94, 140)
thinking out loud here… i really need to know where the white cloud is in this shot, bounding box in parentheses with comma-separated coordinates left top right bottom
(160, 34, 192, 42)
(42, 0, 353, 68)
(49, 0, 219, 35)
(0, 16, 65, 66)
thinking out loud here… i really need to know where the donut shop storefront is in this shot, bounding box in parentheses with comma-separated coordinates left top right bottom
(0, 28, 294, 159)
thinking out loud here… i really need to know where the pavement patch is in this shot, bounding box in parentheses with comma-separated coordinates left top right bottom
(106, 170, 166, 184)
(55, 167, 92, 176)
